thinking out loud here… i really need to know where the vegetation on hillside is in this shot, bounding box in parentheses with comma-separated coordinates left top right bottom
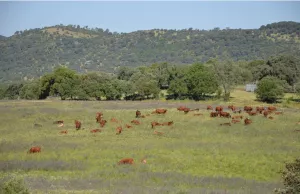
(0, 21, 299, 83)
(1, 55, 299, 103)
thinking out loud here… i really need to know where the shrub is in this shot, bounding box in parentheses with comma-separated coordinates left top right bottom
(275, 158, 300, 194)
(0, 176, 30, 194)
(255, 76, 284, 103)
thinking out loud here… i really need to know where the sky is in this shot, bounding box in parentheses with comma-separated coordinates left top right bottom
(0, 1, 300, 37)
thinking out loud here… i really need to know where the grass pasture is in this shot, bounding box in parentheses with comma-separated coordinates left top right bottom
(0, 98, 300, 193)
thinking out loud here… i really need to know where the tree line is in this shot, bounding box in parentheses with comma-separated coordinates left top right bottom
(0, 55, 299, 103)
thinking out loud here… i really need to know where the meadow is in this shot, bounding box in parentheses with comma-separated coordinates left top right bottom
(0, 89, 300, 194)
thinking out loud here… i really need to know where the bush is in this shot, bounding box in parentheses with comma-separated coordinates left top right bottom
(275, 158, 300, 194)
(0, 176, 30, 194)
(255, 76, 284, 103)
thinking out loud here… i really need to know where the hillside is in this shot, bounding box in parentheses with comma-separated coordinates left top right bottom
(0, 21, 300, 83)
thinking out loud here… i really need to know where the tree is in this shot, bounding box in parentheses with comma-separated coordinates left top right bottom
(186, 63, 219, 100)
(168, 78, 188, 99)
(19, 80, 41, 100)
(209, 58, 240, 101)
(255, 76, 285, 103)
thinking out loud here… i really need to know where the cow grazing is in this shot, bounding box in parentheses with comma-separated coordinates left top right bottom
(183, 108, 190, 114)
(131, 120, 140, 125)
(118, 158, 134, 165)
(228, 105, 237, 111)
(256, 107, 265, 114)
(116, 126, 123, 135)
(96, 112, 103, 123)
(219, 111, 231, 118)
(75, 120, 81, 130)
(275, 111, 283, 115)
(162, 121, 174, 126)
(151, 121, 162, 128)
(60, 130, 68, 134)
(100, 120, 107, 127)
(155, 109, 167, 114)
(207, 105, 213, 110)
(91, 129, 102, 133)
(210, 112, 219, 117)
(244, 106, 253, 112)
(154, 130, 164, 135)
(263, 111, 269, 118)
(232, 115, 243, 119)
(28, 146, 41, 154)
(268, 106, 277, 111)
(177, 106, 187, 111)
(125, 124, 132, 128)
(220, 122, 231, 126)
(215, 106, 223, 112)
(244, 118, 252, 125)
(136, 110, 141, 118)
(53, 120, 64, 124)
(248, 111, 257, 116)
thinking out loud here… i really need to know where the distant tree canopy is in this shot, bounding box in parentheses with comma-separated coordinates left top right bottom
(0, 21, 299, 83)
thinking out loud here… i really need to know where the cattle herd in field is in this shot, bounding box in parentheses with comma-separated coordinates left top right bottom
(28, 104, 284, 165)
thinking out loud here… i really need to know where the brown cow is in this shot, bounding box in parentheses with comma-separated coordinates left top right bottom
(91, 129, 102, 133)
(100, 120, 107, 127)
(154, 130, 164, 135)
(268, 116, 274, 120)
(28, 146, 41, 154)
(116, 126, 122, 135)
(125, 124, 132, 128)
(210, 112, 219, 117)
(220, 122, 231, 126)
(275, 111, 283, 115)
(131, 120, 140, 125)
(118, 158, 134, 165)
(215, 106, 223, 112)
(207, 105, 213, 110)
(60, 130, 68, 134)
(136, 110, 141, 118)
(244, 106, 253, 112)
(183, 108, 190, 114)
(151, 121, 162, 128)
(111, 118, 118, 123)
(263, 111, 269, 118)
(244, 118, 252, 125)
(248, 111, 257, 116)
(231, 119, 240, 124)
(228, 105, 237, 111)
(155, 109, 167, 114)
(75, 120, 81, 130)
(232, 115, 243, 119)
(268, 106, 277, 111)
(177, 106, 186, 111)
(256, 107, 265, 114)
(96, 112, 103, 123)
(162, 121, 174, 126)
(219, 111, 231, 118)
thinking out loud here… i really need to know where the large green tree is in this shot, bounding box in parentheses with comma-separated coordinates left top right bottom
(255, 76, 285, 103)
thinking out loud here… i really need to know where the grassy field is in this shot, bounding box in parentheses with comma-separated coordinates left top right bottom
(0, 89, 300, 193)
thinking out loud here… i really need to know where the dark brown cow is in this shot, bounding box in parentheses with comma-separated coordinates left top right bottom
(96, 112, 103, 123)
(131, 120, 140, 125)
(248, 111, 257, 116)
(207, 105, 213, 110)
(244, 118, 252, 125)
(177, 106, 187, 111)
(100, 120, 107, 127)
(232, 115, 243, 119)
(125, 124, 132, 128)
(263, 111, 269, 118)
(118, 158, 134, 165)
(75, 120, 81, 130)
(219, 111, 231, 118)
(256, 107, 265, 114)
(162, 121, 174, 126)
(244, 106, 253, 112)
(136, 110, 141, 118)
(268, 116, 274, 120)
(210, 112, 219, 117)
(116, 126, 123, 135)
(268, 106, 277, 111)
(183, 108, 190, 114)
(228, 105, 237, 111)
(28, 146, 41, 154)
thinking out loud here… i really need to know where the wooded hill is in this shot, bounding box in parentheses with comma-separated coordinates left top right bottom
(0, 21, 299, 83)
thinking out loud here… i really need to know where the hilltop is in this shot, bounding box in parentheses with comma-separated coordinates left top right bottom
(0, 21, 300, 83)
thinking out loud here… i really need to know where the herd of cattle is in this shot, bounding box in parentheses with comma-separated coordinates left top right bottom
(27, 104, 284, 165)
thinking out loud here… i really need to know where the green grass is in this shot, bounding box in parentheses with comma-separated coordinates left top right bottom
(0, 94, 300, 193)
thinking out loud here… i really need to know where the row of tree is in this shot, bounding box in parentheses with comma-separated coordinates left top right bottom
(0, 55, 299, 103)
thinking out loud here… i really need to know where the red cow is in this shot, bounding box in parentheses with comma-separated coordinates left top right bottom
(125, 124, 132, 128)
(228, 105, 236, 111)
(131, 120, 140, 125)
(244, 118, 252, 125)
(244, 106, 253, 112)
(116, 126, 123, 135)
(232, 115, 243, 119)
(96, 112, 103, 123)
(75, 120, 81, 130)
(162, 121, 174, 126)
(28, 146, 41, 154)
(155, 109, 167, 114)
(207, 105, 213, 110)
(219, 111, 231, 118)
(177, 106, 186, 111)
(151, 121, 162, 128)
(248, 111, 257, 116)
(118, 158, 134, 165)
(136, 110, 141, 118)
(268, 106, 277, 111)
(100, 120, 107, 127)
(256, 107, 265, 114)
(215, 106, 223, 112)
(183, 108, 190, 114)
(231, 119, 240, 124)
(263, 111, 269, 118)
